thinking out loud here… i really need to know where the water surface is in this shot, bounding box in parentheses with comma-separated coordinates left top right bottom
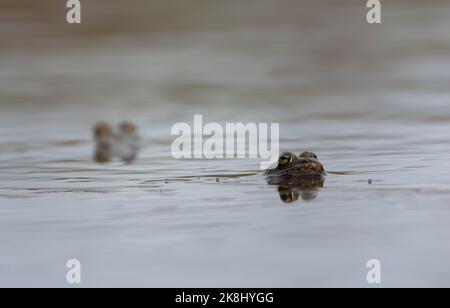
(1, 0, 450, 287)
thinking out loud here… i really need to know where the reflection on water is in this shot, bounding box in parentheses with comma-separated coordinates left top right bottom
(267, 174, 325, 203)
(2, 0, 450, 287)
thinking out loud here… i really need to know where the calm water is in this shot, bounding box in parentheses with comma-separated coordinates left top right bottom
(1, 0, 450, 287)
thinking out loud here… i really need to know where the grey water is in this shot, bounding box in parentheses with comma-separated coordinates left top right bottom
(1, 0, 450, 287)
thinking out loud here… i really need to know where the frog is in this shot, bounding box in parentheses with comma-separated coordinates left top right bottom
(265, 151, 326, 203)
(93, 121, 142, 163)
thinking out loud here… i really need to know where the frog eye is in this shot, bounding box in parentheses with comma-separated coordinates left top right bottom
(278, 153, 294, 167)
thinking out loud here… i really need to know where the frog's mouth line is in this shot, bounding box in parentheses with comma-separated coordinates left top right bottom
(264, 165, 327, 176)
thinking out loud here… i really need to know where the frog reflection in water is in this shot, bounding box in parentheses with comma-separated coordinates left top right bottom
(264, 151, 326, 203)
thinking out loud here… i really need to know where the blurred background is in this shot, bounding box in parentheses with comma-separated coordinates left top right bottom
(2, 0, 450, 287)
(2, 0, 450, 117)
